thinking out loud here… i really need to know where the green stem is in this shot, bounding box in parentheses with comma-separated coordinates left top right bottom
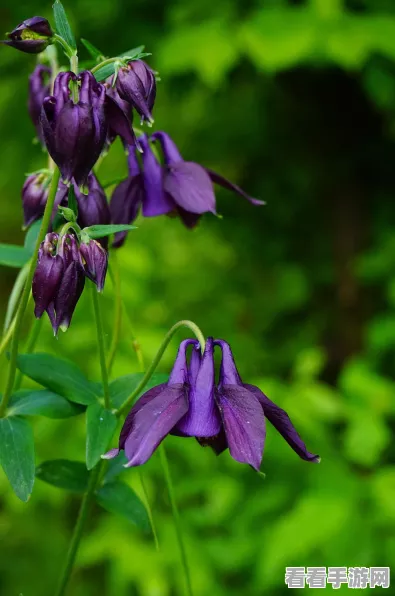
(55, 462, 102, 596)
(3, 262, 30, 333)
(159, 445, 193, 596)
(116, 320, 205, 417)
(0, 168, 60, 417)
(107, 255, 123, 376)
(90, 284, 110, 409)
(14, 318, 43, 392)
(138, 469, 159, 551)
(91, 57, 118, 75)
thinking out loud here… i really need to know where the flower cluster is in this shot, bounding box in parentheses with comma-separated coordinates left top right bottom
(104, 338, 319, 470)
(32, 232, 107, 334)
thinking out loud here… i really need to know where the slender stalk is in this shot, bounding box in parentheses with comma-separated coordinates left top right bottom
(91, 57, 118, 75)
(116, 320, 205, 417)
(3, 262, 30, 333)
(107, 256, 123, 376)
(90, 284, 110, 409)
(159, 445, 193, 596)
(0, 168, 60, 417)
(55, 462, 102, 596)
(14, 318, 43, 392)
(138, 469, 159, 551)
(0, 316, 17, 359)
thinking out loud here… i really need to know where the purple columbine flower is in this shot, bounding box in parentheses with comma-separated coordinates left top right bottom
(41, 71, 108, 188)
(28, 64, 51, 143)
(79, 240, 108, 292)
(116, 60, 156, 124)
(22, 172, 49, 228)
(103, 338, 319, 470)
(32, 233, 85, 334)
(1, 17, 53, 54)
(104, 83, 137, 148)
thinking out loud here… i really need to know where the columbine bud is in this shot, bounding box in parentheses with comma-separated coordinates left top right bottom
(32, 233, 63, 325)
(74, 174, 111, 229)
(28, 64, 51, 143)
(54, 235, 85, 332)
(80, 240, 108, 292)
(116, 60, 156, 124)
(2, 17, 53, 54)
(22, 172, 49, 228)
(41, 71, 107, 187)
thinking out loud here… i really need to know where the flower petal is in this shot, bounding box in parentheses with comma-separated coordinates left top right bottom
(152, 131, 183, 164)
(206, 168, 265, 206)
(164, 162, 216, 215)
(244, 384, 320, 463)
(123, 385, 189, 466)
(215, 385, 265, 470)
(139, 135, 174, 217)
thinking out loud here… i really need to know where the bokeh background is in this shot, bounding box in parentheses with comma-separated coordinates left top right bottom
(1, 0, 395, 594)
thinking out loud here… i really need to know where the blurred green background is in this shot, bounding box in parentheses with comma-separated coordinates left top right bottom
(1, 0, 395, 594)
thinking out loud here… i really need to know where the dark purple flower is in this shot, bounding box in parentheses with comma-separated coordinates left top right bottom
(22, 172, 49, 228)
(80, 239, 108, 291)
(41, 71, 108, 187)
(104, 83, 137, 148)
(32, 233, 85, 334)
(103, 338, 319, 470)
(2, 17, 53, 54)
(116, 60, 156, 124)
(74, 174, 111, 229)
(28, 64, 51, 143)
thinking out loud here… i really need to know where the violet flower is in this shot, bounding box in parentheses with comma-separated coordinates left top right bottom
(22, 172, 49, 228)
(116, 60, 156, 124)
(1, 17, 53, 54)
(28, 64, 51, 143)
(103, 338, 319, 470)
(80, 240, 108, 292)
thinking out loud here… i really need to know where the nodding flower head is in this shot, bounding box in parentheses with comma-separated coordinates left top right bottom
(28, 64, 51, 144)
(41, 71, 108, 188)
(103, 338, 319, 470)
(2, 16, 53, 54)
(79, 239, 108, 292)
(116, 60, 156, 124)
(22, 172, 49, 228)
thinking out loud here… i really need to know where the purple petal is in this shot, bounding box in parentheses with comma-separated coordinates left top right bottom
(177, 207, 201, 229)
(105, 95, 137, 146)
(102, 447, 120, 460)
(168, 339, 197, 385)
(54, 262, 85, 333)
(110, 175, 143, 247)
(244, 384, 320, 463)
(214, 339, 243, 386)
(164, 162, 216, 215)
(152, 131, 183, 164)
(139, 135, 174, 217)
(74, 174, 111, 229)
(123, 385, 189, 466)
(196, 428, 228, 455)
(32, 252, 63, 318)
(215, 385, 266, 470)
(206, 168, 264, 206)
(119, 384, 167, 450)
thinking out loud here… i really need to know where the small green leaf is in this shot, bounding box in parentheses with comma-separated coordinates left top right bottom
(53, 0, 77, 51)
(120, 45, 145, 58)
(0, 244, 30, 268)
(110, 373, 168, 409)
(86, 403, 118, 470)
(15, 353, 99, 405)
(8, 389, 83, 419)
(68, 186, 78, 217)
(36, 459, 89, 492)
(24, 219, 42, 255)
(0, 417, 35, 502)
(96, 481, 150, 530)
(81, 38, 105, 60)
(93, 63, 118, 82)
(83, 224, 136, 240)
(58, 206, 76, 222)
(103, 451, 128, 483)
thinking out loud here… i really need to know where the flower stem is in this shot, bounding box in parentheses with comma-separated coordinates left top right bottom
(107, 255, 123, 376)
(138, 469, 160, 551)
(90, 57, 118, 75)
(0, 168, 60, 417)
(116, 320, 205, 417)
(90, 283, 110, 409)
(159, 445, 193, 596)
(54, 462, 102, 596)
(3, 261, 30, 333)
(14, 318, 43, 392)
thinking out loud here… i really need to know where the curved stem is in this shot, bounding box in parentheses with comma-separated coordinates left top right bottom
(116, 320, 205, 417)
(90, 57, 118, 75)
(3, 262, 30, 333)
(159, 445, 193, 596)
(53, 34, 75, 60)
(14, 318, 43, 392)
(55, 462, 102, 596)
(0, 168, 60, 417)
(90, 284, 110, 409)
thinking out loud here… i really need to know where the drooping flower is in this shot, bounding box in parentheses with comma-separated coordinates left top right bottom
(41, 71, 108, 187)
(110, 132, 263, 245)
(32, 233, 86, 334)
(22, 172, 49, 228)
(103, 338, 319, 470)
(104, 83, 137, 148)
(79, 240, 108, 292)
(28, 64, 51, 143)
(1, 17, 53, 54)
(116, 60, 156, 124)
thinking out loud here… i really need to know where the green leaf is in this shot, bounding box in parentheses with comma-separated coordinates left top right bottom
(24, 219, 42, 255)
(104, 451, 128, 483)
(15, 353, 99, 406)
(36, 459, 89, 492)
(3, 263, 29, 331)
(83, 224, 136, 240)
(0, 244, 30, 268)
(110, 373, 168, 409)
(120, 45, 145, 58)
(81, 38, 104, 60)
(93, 63, 118, 82)
(96, 481, 150, 530)
(68, 186, 78, 218)
(53, 0, 77, 51)
(0, 417, 35, 502)
(8, 389, 83, 419)
(86, 404, 118, 470)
